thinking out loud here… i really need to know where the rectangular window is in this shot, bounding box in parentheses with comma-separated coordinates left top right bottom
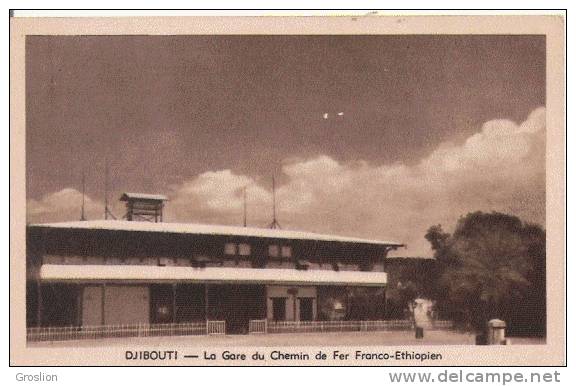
(158, 257, 174, 267)
(224, 243, 237, 255)
(238, 243, 251, 256)
(268, 244, 280, 258)
(281, 246, 292, 258)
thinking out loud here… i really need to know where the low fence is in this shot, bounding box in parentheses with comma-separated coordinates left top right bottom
(252, 319, 454, 334)
(248, 319, 268, 334)
(27, 321, 224, 342)
(28, 319, 453, 341)
(206, 320, 226, 335)
(431, 320, 454, 330)
(266, 320, 411, 334)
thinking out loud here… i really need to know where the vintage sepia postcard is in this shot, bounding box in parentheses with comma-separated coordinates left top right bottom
(9, 13, 566, 366)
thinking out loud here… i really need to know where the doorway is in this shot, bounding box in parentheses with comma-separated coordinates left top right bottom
(299, 297, 314, 321)
(207, 284, 266, 334)
(272, 297, 287, 321)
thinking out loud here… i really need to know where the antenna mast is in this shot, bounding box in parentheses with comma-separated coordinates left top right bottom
(80, 170, 86, 221)
(103, 157, 116, 220)
(269, 176, 281, 229)
(104, 157, 109, 219)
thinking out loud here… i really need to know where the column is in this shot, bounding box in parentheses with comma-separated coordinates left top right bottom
(204, 284, 209, 320)
(76, 284, 83, 326)
(100, 283, 106, 325)
(172, 284, 177, 323)
(36, 281, 42, 327)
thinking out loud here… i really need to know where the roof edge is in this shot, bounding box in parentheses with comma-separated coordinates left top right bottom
(27, 220, 404, 247)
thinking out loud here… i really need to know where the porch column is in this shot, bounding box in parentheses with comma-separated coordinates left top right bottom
(36, 281, 42, 327)
(264, 285, 268, 319)
(345, 286, 350, 319)
(204, 284, 209, 320)
(76, 284, 83, 326)
(382, 287, 387, 319)
(172, 284, 177, 323)
(100, 283, 106, 325)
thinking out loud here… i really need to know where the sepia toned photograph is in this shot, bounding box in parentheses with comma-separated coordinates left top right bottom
(10, 14, 565, 366)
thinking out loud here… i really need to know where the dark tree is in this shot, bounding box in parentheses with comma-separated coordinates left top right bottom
(383, 258, 437, 319)
(426, 212, 546, 336)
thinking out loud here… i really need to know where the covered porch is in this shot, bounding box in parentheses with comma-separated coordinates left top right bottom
(32, 264, 388, 335)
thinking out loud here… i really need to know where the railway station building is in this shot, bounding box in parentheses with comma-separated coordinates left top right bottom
(26, 193, 404, 334)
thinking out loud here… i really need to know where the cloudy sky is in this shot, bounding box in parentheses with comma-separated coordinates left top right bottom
(26, 35, 546, 255)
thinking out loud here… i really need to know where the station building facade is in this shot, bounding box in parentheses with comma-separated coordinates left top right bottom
(26, 208, 404, 334)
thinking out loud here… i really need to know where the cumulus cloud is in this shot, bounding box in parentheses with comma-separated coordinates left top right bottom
(27, 188, 104, 223)
(166, 170, 271, 224)
(165, 107, 545, 256)
(28, 107, 546, 256)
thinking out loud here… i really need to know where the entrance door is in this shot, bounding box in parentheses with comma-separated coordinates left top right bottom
(42, 284, 81, 327)
(299, 298, 314, 321)
(150, 284, 174, 324)
(175, 284, 205, 322)
(272, 297, 287, 321)
(208, 285, 266, 334)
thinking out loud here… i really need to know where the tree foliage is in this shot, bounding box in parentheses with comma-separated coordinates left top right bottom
(426, 212, 546, 336)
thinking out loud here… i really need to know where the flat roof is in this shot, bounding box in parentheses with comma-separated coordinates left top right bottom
(40, 264, 388, 286)
(386, 256, 435, 260)
(29, 220, 404, 247)
(120, 193, 168, 201)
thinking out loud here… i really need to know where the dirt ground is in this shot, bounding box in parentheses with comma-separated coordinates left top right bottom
(28, 330, 545, 348)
